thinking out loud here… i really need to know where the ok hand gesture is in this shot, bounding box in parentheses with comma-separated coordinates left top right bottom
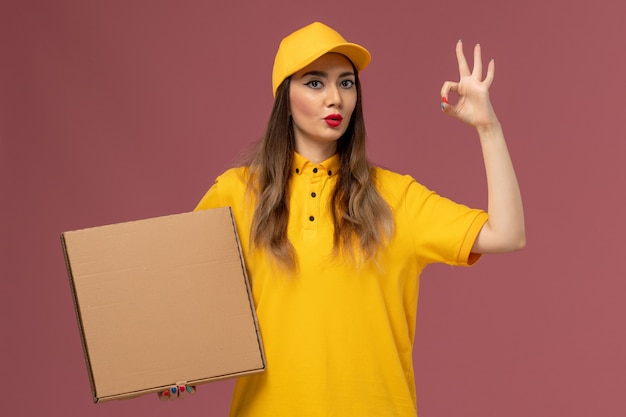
(441, 41, 499, 131)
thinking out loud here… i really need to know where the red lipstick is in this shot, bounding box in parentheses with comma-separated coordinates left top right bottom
(324, 114, 343, 127)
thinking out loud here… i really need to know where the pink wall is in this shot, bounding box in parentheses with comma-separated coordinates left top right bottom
(2, 0, 625, 416)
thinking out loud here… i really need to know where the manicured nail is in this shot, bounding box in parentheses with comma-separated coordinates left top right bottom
(171, 387, 177, 394)
(186, 386, 193, 393)
(440, 102, 445, 111)
(163, 390, 169, 397)
(441, 97, 448, 103)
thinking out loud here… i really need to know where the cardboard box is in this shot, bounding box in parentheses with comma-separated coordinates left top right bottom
(61, 207, 265, 403)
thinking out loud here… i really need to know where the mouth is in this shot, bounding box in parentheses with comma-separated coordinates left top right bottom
(324, 114, 343, 127)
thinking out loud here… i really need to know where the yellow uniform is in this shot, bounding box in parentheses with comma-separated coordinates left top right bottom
(195, 152, 488, 417)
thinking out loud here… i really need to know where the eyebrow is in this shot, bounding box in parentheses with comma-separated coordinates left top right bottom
(299, 70, 355, 79)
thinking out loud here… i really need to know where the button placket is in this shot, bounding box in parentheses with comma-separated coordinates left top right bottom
(304, 166, 325, 230)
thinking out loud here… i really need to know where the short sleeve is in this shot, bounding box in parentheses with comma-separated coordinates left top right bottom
(401, 178, 488, 267)
(194, 180, 222, 212)
(193, 167, 252, 214)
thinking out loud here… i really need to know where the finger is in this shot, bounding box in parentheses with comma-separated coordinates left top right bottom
(168, 385, 178, 401)
(440, 81, 458, 111)
(440, 96, 447, 111)
(456, 40, 470, 77)
(158, 389, 170, 402)
(472, 44, 482, 79)
(177, 384, 187, 400)
(484, 58, 495, 87)
(440, 80, 458, 100)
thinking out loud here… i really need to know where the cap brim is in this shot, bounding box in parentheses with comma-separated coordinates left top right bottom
(291, 42, 371, 80)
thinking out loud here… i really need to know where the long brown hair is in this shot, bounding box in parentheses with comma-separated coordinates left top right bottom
(247, 71, 394, 270)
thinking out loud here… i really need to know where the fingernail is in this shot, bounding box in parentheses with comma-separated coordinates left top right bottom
(440, 102, 445, 111)
(186, 386, 193, 393)
(171, 387, 177, 394)
(441, 97, 448, 103)
(179, 385, 185, 392)
(163, 390, 170, 397)
(458, 39, 462, 43)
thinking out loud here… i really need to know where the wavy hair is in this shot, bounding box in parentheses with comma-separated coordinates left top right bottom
(247, 71, 394, 270)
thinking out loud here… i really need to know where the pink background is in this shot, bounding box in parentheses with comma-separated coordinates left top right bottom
(2, 0, 625, 416)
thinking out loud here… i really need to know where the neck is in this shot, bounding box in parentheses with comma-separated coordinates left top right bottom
(294, 140, 337, 164)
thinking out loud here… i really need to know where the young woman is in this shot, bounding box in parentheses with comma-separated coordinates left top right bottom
(162, 21, 525, 416)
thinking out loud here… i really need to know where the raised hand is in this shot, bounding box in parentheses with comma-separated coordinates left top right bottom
(440, 40, 499, 131)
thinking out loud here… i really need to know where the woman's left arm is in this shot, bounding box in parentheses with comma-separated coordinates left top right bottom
(441, 41, 525, 254)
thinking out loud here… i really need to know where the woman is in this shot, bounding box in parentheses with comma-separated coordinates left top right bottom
(163, 21, 525, 416)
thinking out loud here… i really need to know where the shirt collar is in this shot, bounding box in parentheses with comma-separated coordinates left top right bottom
(292, 152, 340, 177)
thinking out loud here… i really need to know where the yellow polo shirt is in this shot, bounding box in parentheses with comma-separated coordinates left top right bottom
(195, 152, 488, 417)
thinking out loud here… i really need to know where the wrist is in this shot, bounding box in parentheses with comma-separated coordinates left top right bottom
(476, 120, 502, 137)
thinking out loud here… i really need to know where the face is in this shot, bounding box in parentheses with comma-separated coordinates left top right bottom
(289, 53, 357, 159)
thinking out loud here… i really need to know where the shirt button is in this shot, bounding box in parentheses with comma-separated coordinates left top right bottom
(295, 168, 300, 174)
(311, 192, 316, 198)
(309, 216, 315, 222)
(313, 167, 318, 173)
(328, 170, 332, 176)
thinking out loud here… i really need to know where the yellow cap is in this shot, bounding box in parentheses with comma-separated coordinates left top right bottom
(271, 22, 371, 97)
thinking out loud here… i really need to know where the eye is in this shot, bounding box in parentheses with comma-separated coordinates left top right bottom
(305, 80, 322, 89)
(340, 79, 355, 88)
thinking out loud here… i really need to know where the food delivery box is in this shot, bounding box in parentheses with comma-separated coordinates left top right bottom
(61, 207, 265, 402)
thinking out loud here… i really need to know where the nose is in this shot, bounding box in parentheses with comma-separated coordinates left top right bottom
(325, 84, 342, 108)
